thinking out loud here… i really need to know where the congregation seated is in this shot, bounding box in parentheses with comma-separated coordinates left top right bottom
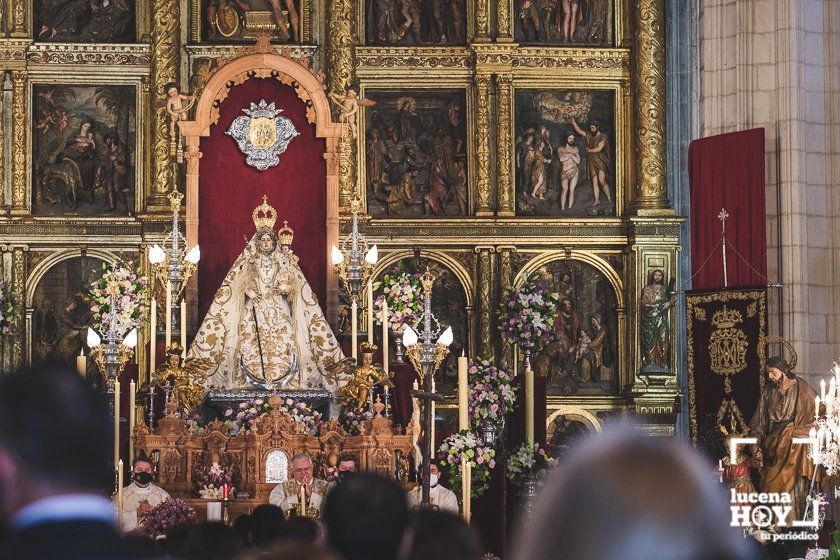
(269, 452, 334, 518)
(0, 364, 160, 560)
(120, 453, 171, 533)
(407, 463, 458, 514)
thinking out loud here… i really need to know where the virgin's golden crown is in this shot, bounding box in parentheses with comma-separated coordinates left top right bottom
(278, 220, 294, 246)
(712, 306, 742, 329)
(252, 195, 278, 230)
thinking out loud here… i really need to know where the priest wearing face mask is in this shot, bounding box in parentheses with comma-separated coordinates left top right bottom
(120, 454, 171, 533)
(408, 463, 458, 513)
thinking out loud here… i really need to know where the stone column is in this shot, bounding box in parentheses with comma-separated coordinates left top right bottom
(11, 246, 26, 367)
(631, 0, 671, 214)
(474, 74, 493, 216)
(326, 0, 356, 208)
(10, 70, 26, 214)
(475, 247, 494, 358)
(496, 74, 515, 216)
(149, 0, 180, 208)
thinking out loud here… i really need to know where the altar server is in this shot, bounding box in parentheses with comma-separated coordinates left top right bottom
(120, 454, 171, 533)
(408, 463, 459, 514)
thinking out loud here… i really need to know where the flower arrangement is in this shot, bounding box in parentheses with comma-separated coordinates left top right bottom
(141, 497, 197, 537)
(341, 408, 375, 436)
(437, 430, 496, 499)
(197, 461, 234, 499)
(506, 442, 555, 487)
(497, 274, 561, 347)
(373, 267, 423, 332)
(223, 397, 322, 436)
(89, 260, 150, 337)
(468, 358, 517, 426)
(0, 281, 18, 336)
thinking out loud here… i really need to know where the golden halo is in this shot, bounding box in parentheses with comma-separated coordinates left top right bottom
(758, 335, 798, 371)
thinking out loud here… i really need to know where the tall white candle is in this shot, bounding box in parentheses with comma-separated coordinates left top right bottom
(129, 381, 136, 462)
(114, 379, 121, 467)
(351, 300, 358, 360)
(513, 345, 518, 377)
(149, 297, 157, 376)
(464, 461, 472, 523)
(461, 456, 469, 521)
(180, 300, 187, 351)
(525, 367, 535, 446)
(382, 300, 389, 374)
(76, 349, 87, 377)
(164, 281, 172, 349)
(458, 353, 469, 431)
(117, 460, 124, 529)
(367, 280, 374, 344)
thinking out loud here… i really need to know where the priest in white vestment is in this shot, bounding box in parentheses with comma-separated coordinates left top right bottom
(269, 452, 334, 518)
(187, 197, 351, 401)
(408, 463, 459, 513)
(120, 456, 171, 533)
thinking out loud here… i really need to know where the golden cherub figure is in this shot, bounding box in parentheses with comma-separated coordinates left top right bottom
(152, 343, 209, 416)
(338, 342, 393, 411)
(328, 86, 376, 140)
(157, 82, 195, 163)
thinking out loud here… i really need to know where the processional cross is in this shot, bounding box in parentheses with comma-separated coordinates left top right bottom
(718, 208, 729, 288)
(410, 374, 445, 506)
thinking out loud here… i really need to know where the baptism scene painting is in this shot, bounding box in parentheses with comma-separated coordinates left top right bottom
(515, 89, 616, 217)
(365, 0, 467, 46)
(364, 90, 468, 218)
(35, 0, 136, 42)
(514, 0, 612, 46)
(30, 256, 103, 374)
(201, 0, 303, 42)
(32, 85, 136, 217)
(529, 259, 618, 395)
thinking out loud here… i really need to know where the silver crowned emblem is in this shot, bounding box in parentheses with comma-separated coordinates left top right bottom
(226, 99, 300, 171)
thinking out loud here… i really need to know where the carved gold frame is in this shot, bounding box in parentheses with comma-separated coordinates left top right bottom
(189, 0, 312, 44)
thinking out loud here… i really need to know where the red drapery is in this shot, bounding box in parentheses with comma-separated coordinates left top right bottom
(688, 128, 767, 289)
(198, 78, 327, 319)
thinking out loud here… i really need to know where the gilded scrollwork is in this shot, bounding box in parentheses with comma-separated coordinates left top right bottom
(12, 0, 26, 36)
(11, 70, 27, 213)
(498, 247, 515, 367)
(355, 47, 471, 73)
(27, 45, 151, 66)
(512, 48, 630, 71)
(326, 0, 356, 207)
(474, 73, 492, 215)
(12, 247, 27, 367)
(496, 74, 514, 216)
(497, 0, 513, 40)
(632, 0, 669, 212)
(475, 247, 493, 358)
(474, 0, 489, 39)
(151, 0, 180, 198)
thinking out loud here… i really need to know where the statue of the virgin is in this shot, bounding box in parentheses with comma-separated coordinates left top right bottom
(187, 196, 349, 396)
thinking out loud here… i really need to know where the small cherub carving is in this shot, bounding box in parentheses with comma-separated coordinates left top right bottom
(329, 86, 376, 140)
(338, 342, 392, 410)
(719, 426, 761, 495)
(159, 82, 195, 163)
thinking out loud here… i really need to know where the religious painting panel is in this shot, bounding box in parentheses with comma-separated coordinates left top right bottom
(530, 259, 618, 395)
(363, 90, 468, 218)
(200, 0, 303, 42)
(546, 414, 591, 459)
(364, 0, 467, 46)
(515, 89, 616, 217)
(32, 84, 137, 217)
(30, 256, 103, 375)
(513, 0, 613, 46)
(34, 0, 136, 42)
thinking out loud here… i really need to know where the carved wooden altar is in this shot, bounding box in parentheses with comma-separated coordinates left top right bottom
(135, 396, 415, 502)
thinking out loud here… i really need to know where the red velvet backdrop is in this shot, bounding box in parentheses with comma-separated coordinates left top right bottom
(198, 78, 327, 318)
(688, 128, 767, 289)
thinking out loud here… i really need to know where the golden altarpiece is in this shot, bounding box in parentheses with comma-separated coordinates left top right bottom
(0, 0, 681, 500)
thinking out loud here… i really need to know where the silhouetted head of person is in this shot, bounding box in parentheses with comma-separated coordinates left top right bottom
(177, 522, 244, 560)
(232, 513, 252, 547)
(249, 504, 286, 547)
(280, 514, 320, 543)
(407, 509, 482, 560)
(323, 473, 409, 560)
(516, 426, 759, 560)
(0, 364, 112, 526)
